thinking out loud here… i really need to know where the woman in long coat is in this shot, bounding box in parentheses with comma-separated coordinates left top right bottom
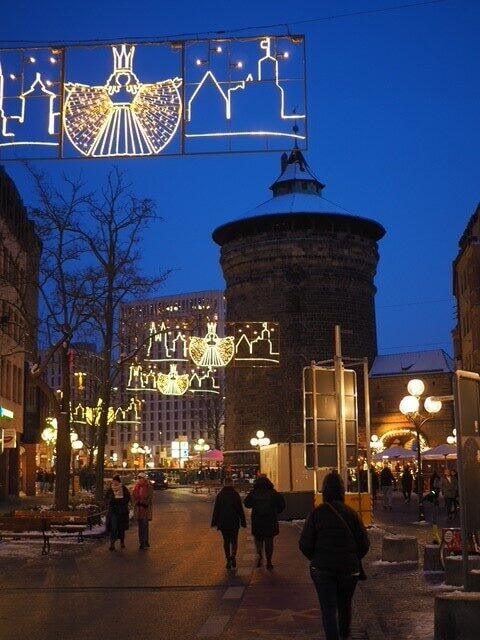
(211, 476, 247, 569)
(132, 472, 154, 550)
(105, 474, 131, 551)
(244, 475, 285, 570)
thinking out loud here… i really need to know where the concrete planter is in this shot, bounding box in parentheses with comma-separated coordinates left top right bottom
(424, 544, 443, 572)
(435, 592, 480, 640)
(444, 556, 480, 586)
(381, 535, 418, 563)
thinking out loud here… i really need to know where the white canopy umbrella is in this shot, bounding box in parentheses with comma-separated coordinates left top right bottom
(423, 443, 457, 460)
(372, 445, 417, 461)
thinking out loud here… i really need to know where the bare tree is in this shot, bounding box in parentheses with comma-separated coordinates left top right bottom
(25, 165, 92, 510)
(192, 385, 226, 450)
(74, 168, 170, 500)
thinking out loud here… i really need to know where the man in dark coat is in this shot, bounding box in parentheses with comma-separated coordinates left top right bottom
(244, 475, 286, 570)
(299, 472, 370, 640)
(211, 476, 246, 569)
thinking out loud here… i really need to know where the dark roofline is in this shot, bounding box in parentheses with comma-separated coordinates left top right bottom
(212, 211, 385, 246)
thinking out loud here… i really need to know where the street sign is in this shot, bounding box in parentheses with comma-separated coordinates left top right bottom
(2, 428, 17, 448)
(303, 365, 358, 470)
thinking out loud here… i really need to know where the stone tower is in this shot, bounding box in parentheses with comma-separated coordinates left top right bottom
(212, 149, 385, 459)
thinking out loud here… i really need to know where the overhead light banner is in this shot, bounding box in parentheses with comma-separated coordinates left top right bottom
(0, 35, 306, 160)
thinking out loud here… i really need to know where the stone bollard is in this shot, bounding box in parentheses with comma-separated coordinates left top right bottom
(444, 556, 480, 586)
(435, 592, 480, 640)
(424, 545, 443, 572)
(381, 535, 418, 563)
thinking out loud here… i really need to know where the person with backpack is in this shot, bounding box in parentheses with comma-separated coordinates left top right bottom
(244, 475, 285, 570)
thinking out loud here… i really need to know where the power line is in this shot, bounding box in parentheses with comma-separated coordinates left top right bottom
(0, 0, 449, 48)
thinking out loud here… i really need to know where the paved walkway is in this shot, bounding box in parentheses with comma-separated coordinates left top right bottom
(0, 489, 460, 639)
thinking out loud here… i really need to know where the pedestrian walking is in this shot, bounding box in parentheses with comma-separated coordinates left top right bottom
(105, 474, 131, 551)
(401, 466, 413, 503)
(244, 475, 285, 570)
(299, 472, 370, 640)
(379, 462, 395, 511)
(132, 472, 154, 549)
(429, 471, 441, 506)
(440, 469, 458, 519)
(211, 476, 247, 569)
(369, 465, 379, 501)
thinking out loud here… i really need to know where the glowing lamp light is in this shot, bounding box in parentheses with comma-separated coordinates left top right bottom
(72, 439, 83, 451)
(399, 395, 420, 415)
(424, 396, 442, 414)
(195, 59, 205, 66)
(407, 379, 425, 397)
(214, 46, 222, 53)
(371, 434, 379, 442)
(28, 56, 36, 63)
(9, 73, 17, 80)
(250, 430, 270, 447)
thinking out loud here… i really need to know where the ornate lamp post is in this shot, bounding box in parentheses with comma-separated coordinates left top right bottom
(194, 438, 210, 469)
(71, 438, 83, 496)
(250, 430, 270, 474)
(399, 378, 442, 522)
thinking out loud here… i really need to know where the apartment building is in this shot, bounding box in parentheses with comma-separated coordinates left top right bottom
(117, 290, 226, 466)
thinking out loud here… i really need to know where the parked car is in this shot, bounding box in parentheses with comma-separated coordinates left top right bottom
(147, 470, 168, 490)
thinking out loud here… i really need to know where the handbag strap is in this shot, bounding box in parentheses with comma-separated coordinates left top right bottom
(324, 501, 357, 547)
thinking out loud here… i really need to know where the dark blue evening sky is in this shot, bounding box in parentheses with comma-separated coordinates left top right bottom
(1, 0, 478, 357)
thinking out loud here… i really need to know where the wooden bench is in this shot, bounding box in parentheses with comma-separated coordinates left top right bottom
(0, 511, 100, 554)
(0, 515, 50, 554)
(13, 510, 101, 528)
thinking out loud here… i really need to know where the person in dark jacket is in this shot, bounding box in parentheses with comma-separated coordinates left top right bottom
(211, 476, 247, 569)
(244, 475, 286, 570)
(379, 462, 395, 511)
(105, 474, 131, 551)
(299, 472, 370, 640)
(401, 466, 413, 503)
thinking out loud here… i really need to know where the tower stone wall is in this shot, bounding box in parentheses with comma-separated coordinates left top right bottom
(212, 152, 385, 455)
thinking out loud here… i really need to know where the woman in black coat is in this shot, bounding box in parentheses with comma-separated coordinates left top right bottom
(105, 475, 131, 551)
(244, 475, 286, 570)
(211, 477, 246, 569)
(299, 472, 370, 640)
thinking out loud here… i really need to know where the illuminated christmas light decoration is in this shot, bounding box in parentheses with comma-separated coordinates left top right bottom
(156, 364, 190, 396)
(189, 367, 220, 395)
(189, 322, 234, 368)
(63, 44, 182, 157)
(375, 428, 429, 452)
(232, 322, 280, 365)
(146, 320, 189, 361)
(0, 70, 59, 144)
(0, 35, 306, 158)
(74, 371, 86, 392)
(114, 397, 142, 424)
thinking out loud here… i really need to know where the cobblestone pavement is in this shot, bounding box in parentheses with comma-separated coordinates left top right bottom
(0, 488, 460, 640)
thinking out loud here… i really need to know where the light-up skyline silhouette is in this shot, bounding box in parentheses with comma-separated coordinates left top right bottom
(0, 35, 306, 159)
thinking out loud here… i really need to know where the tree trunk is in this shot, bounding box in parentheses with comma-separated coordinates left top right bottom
(55, 344, 72, 509)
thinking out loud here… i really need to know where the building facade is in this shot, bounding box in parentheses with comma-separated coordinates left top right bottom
(212, 149, 385, 461)
(369, 350, 455, 450)
(117, 290, 226, 466)
(0, 166, 41, 498)
(453, 203, 480, 372)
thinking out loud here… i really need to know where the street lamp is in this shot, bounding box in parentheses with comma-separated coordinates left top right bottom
(399, 378, 442, 522)
(447, 429, 457, 445)
(194, 438, 210, 469)
(71, 438, 83, 496)
(250, 430, 270, 449)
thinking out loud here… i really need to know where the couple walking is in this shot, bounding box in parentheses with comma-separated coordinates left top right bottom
(211, 475, 286, 570)
(105, 472, 153, 550)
